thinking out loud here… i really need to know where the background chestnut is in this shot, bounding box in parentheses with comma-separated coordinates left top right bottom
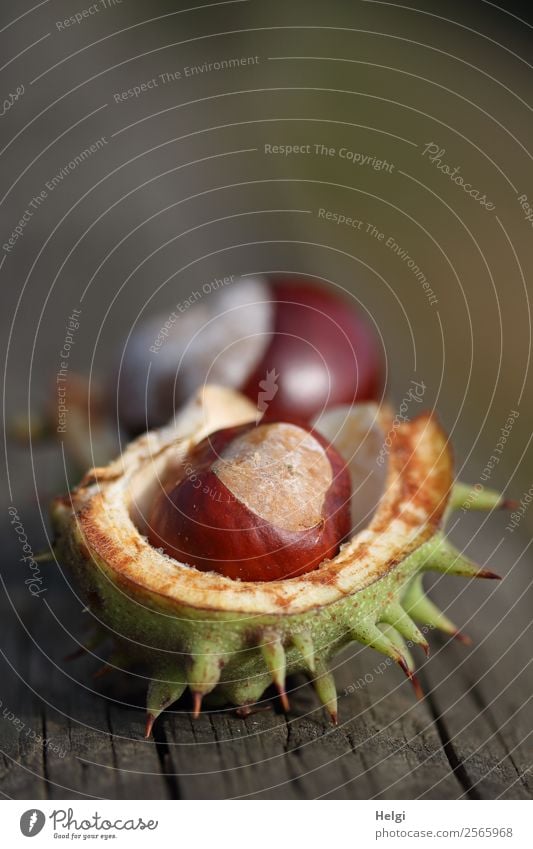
(119, 277, 384, 434)
(147, 421, 352, 582)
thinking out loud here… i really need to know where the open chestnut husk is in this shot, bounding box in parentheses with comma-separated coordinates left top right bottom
(51, 385, 510, 733)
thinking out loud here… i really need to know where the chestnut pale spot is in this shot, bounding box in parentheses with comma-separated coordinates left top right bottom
(213, 423, 332, 532)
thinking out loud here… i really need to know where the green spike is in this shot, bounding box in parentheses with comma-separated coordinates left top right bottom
(34, 549, 55, 563)
(145, 665, 187, 737)
(402, 576, 469, 643)
(292, 630, 316, 672)
(65, 628, 107, 661)
(93, 647, 136, 678)
(428, 539, 501, 580)
(187, 646, 225, 698)
(350, 620, 405, 664)
(379, 624, 424, 699)
(379, 603, 429, 654)
(379, 623, 415, 672)
(449, 482, 507, 512)
(260, 634, 289, 710)
(350, 620, 422, 689)
(312, 661, 338, 724)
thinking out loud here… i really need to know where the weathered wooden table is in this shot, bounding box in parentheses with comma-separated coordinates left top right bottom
(2, 504, 531, 800)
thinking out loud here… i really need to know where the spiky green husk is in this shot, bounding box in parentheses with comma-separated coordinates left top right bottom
(52, 481, 505, 734)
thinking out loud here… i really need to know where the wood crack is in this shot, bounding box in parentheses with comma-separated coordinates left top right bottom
(422, 686, 480, 799)
(153, 725, 181, 800)
(281, 713, 314, 799)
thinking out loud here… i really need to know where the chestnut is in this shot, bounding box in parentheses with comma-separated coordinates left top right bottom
(147, 421, 352, 582)
(118, 277, 383, 433)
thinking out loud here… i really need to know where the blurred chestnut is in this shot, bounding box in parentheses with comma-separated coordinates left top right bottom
(118, 277, 383, 434)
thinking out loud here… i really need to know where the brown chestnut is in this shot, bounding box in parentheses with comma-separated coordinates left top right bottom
(147, 421, 352, 582)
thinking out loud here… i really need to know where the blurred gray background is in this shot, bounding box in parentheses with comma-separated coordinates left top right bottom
(3, 0, 532, 487)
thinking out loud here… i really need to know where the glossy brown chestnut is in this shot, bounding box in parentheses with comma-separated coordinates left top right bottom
(147, 421, 352, 582)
